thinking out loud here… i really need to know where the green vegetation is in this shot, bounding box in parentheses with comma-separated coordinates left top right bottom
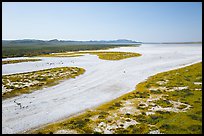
(28, 62, 202, 134)
(155, 99, 173, 108)
(90, 52, 141, 60)
(2, 59, 41, 65)
(41, 51, 141, 60)
(2, 44, 140, 58)
(2, 67, 85, 99)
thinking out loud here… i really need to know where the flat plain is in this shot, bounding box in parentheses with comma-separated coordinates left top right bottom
(2, 44, 202, 134)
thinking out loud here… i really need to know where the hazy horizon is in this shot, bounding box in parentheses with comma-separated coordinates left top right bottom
(3, 2, 202, 42)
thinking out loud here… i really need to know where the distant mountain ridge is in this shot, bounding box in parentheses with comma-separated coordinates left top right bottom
(2, 39, 141, 46)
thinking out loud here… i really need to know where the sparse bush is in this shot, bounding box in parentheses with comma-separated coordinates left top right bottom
(128, 125, 134, 128)
(94, 131, 102, 134)
(155, 99, 173, 108)
(139, 103, 146, 107)
(74, 120, 87, 128)
(150, 89, 162, 94)
(108, 106, 114, 110)
(126, 119, 131, 122)
(126, 113, 130, 116)
(114, 102, 122, 107)
(84, 118, 90, 122)
(98, 115, 105, 119)
(120, 124, 124, 127)
(10, 86, 15, 89)
(177, 104, 187, 110)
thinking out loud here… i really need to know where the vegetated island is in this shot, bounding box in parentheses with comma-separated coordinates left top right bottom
(29, 62, 202, 134)
(2, 59, 42, 65)
(40, 51, 142, 61)
(2, 67, 85, 100)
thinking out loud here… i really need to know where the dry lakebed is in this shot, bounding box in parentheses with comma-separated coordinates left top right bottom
(2, 44, 202, 134)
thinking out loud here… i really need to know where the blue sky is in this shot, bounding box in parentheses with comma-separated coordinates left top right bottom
(2, 2, 202, 42)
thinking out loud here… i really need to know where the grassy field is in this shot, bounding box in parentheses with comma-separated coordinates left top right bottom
(2, 67, 85, 100)
(40, 51, 142, 61)
(2, 59, 41, 65)
(29, 62, 202, 134)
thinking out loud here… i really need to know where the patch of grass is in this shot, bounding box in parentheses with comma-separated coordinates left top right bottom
(124, 124, 149, 134)
(159, 124, 181, 131)
(177, 104, 188, 110)
(187, 125, 202, 134)
(2, 58, 41, 65)
(150, 89, 162, 94)
(134, 114, 148, 123)
(155, 99, 173, 108)
(90, 52, 141, 60)
(146, 115, 164, 125)
(187, 114, 202, 122)
(155, 111, 171, 115)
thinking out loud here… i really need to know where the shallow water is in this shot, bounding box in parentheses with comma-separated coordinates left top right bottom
(2, 44, 202, 134)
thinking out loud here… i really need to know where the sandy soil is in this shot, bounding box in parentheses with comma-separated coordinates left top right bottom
(2, 44, 202, 134)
